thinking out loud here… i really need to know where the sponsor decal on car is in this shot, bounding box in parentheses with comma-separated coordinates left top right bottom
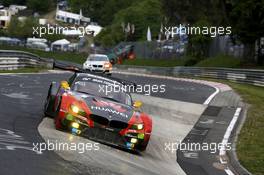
(90, 106, 129, 118)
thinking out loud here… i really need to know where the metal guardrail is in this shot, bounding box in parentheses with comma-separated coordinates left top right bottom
(0, 50, 54, 70)
(1, 50, 263, 87)
(116, 65, 264, 87)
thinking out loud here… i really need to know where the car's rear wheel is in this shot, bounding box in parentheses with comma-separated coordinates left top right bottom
(138, 140, 149, 151)
(55, 116, 63, 130)
(44, 89, 52, 116)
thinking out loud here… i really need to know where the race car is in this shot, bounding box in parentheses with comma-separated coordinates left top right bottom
(83, 54, 112, 75)
(44, 72, 152, 151)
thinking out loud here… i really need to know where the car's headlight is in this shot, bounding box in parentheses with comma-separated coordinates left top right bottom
(71, 122, 80, 129)
(104, 62, 112, 68)
(70, 105, 86, 116)
(131, 123, 144, 130)
(71, 105, 79, 113)
(84, 63, 91, 67)
(131, 138, 138, 143)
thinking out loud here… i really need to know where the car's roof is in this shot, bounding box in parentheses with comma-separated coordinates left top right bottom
(88, 54, 108, 57)
(74, 72, 136, 89)
(76, 73, 122, 86)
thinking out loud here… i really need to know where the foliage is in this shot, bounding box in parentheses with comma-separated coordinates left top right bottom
(95, 23, 124, 47)
(228, 0, 264, 63)
(160, 0, 227, 25)
(7, 17, 38, 38)
(40, 33, 65, 43)
(229, 0, 264, 44)
(26, 0, 55, 13)
(68, 0, 136, 26)
(0, 0, 26, 6)
(0, 0, 54, 13)
(95, 0, 162, 46)
(187, 19, 213, 58)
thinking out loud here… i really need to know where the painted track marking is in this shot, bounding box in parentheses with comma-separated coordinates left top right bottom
(219, 107, 242, 175)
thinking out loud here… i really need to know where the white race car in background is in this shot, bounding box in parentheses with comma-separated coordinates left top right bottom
(83, 54, 112, 75)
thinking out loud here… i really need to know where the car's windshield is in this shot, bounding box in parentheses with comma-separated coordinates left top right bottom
(88, 56, 108, 61)
(72, 81, 132, 105)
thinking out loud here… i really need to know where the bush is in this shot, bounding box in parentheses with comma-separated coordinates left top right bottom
(184, 57, 201, 66)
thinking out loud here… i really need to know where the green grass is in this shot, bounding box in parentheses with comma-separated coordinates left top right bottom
(195, 54, 242, 68)
(120, 55, 243, 68)
(233, 84, 264, 175)
(193, 78, 264, 175)
(0, 67, 46, 73)
(0, 45, 86, 64)
(122, 57, 194, 67)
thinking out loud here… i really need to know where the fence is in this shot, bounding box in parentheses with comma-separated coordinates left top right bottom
(0, 50, 54, 70)
(116, 65, 264, 87)
(1, 50, 263, 87)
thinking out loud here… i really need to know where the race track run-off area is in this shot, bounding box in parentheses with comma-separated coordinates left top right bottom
(0, 71, 241, 175)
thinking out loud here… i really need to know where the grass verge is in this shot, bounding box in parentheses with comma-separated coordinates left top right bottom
(195, 54, 241, 68)
(233, 83, 264, 175)
(120, 55, 244, 68)
(122, 57, 194, 67)
(0, 45, 86, 64)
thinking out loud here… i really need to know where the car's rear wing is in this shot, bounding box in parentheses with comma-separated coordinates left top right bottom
(53, 60, 137, 89)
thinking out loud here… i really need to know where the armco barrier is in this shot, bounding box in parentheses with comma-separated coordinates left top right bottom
(1, 50, 263, 87)
(116, 65, 264, 87)
(0, 50, 54, 70)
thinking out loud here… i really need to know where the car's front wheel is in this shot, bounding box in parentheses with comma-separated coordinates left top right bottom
(54, 98, 63, 130)
(138, 139, 150, 151)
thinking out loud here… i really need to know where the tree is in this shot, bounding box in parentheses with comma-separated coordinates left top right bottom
(161, 0, 264, 64)
(161, 0, 228, 25)
(188, 19, 212, 58)
(95, 0, 163, 46)
(7, 17, 38, 38)
(68, 0, 104, 23)
(68, 0, 136, 26)
(160, 0, 229, 59)
(26, 0, 55, 13)
(228, 0, 264, 63)
(0, 0, 26, 6)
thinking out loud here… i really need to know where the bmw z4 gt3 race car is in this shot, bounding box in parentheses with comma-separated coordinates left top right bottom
(44, 72, 152, 151)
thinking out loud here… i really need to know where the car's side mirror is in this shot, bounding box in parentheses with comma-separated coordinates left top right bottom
(60, 81, 70, 89)
(133, 101, 142, 108)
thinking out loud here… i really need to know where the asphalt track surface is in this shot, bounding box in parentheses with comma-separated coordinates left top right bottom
(0, 72, 215, 175)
